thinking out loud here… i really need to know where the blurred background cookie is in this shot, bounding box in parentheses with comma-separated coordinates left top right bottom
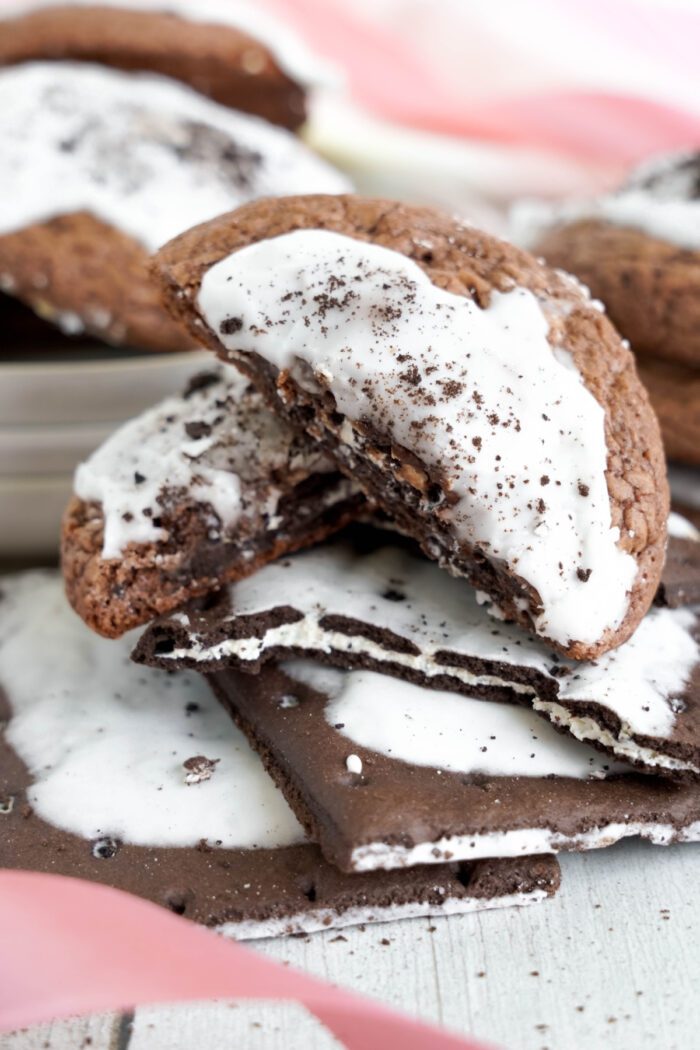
(636, 356, 700, 467)
(0, 62, 350, 353)
(0, 0, 338, 130)
(521, 151, 700, 370)
(513, 151, 700, 466)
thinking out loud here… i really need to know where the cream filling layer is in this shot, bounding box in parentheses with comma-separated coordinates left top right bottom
(349, 821, 700, 873)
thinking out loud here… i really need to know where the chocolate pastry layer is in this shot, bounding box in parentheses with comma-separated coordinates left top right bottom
(153, 194, 668, 660)
(136, 530, 700, 777)
(0, 64, 349, 351)
(209, 660, 700, 873)
(637, 355, 700, 467)
(0, 571, 559, 936)
(0, 0, 324, 130)
(62, 367, 364, 638)
(519, 150, 700, 369)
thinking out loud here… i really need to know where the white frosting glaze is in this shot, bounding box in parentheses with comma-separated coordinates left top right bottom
(165, 539, 699, 751)
(284, 661, 618, 780)
(219, 890, 550, 940)
(511, 151, 700, 252)
(74, 364, 338, 559)
(0, 572, 304, 849)
(349, 822, 700, 873)
(198, 228, 638, 649)
(668, 511, 700, 542)
(0, 0, 338, 87)
(0, 63, 350, 251)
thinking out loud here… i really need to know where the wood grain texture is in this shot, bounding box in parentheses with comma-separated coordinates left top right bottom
(4, 840, 699, 1050)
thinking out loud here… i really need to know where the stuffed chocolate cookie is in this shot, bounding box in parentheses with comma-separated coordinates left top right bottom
(62, 366, 364, 638)
(153, 195, 668, 660)
(1, 572, 559, 936)
(0, 0, 335, 130)
(517, 151, 700, 371)
(0, 63, 350, 351)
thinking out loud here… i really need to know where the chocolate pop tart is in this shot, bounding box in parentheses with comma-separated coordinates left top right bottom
(153, 194, 668, 661)
(208, 660, 700, 873)
(62, 365, 364, 638)
(0, 572, 560, 937)
(136, 530, 700, 778)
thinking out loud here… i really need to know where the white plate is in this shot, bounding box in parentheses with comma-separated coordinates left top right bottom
(0, 475, 73, 557)
(0, 348, 210, 426)
(0, 420, 115, 476)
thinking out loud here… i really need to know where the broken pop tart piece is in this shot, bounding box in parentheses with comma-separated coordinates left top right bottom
(0, 571, 560, 937)
(136, 532, 700, 778)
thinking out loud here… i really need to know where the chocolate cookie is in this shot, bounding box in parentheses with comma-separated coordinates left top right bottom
(522, 151, 700, 369)
(209, 660, 700, 873)
(62, 366, 364, 638)
(636, 355, 700, 467)
(153, 194, 668, 660)
(0, 0, 333, 130)
(136, 530, 700, 778)
(0, 572, 560, 936)
(657, 512, 700, 609)
(0, 63, 350, 351)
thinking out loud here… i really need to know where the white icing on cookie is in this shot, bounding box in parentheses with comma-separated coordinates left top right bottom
(74, 364, 339, 559)
(0, 0, 338, 87)
(163, 539, 699, 760)
(283, 661, 618, 779)
(0, 572, 304, 849)
(511, 150, 700, 252)
(199, 229, 638, 650)
(0, 63, 350, 251)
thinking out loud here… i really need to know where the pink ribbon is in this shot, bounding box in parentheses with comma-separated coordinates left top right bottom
(0, 870, 493, 1049)
(267, 0, 700, 164)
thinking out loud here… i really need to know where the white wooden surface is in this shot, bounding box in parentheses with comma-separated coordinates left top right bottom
(4, 838, 699, 1050)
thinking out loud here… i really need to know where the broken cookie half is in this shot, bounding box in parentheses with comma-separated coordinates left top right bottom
(152, 194, 668, 660)
(62, 366, 364, 638)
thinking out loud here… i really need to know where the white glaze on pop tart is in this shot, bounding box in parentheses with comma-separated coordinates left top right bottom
(137, 537, 700, 776)
(0, 571, 560, 936)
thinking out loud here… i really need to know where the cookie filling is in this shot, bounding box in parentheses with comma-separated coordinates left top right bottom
(198, 229, 637, 651)
(74, 365, 348, 560)
(0, 63, 349, 251)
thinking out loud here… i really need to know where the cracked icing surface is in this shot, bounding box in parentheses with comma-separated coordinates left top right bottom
(0, 63, 350, 251)
(512, 150, 700, 252)
(74, 365, 337, 560)
(198, 229, 637, 650)
(0, 572, 304, 849)
(152, 539, 699, 765)
(0, 0, 338, 87)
